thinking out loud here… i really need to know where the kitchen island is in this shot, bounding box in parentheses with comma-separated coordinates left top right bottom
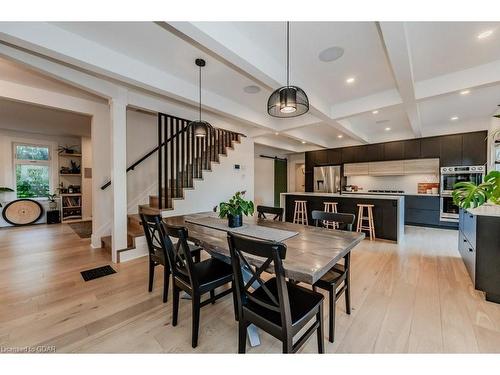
(280, 192, 405, 243)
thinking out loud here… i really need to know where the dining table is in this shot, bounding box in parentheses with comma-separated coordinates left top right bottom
(163, 211, 365, 346)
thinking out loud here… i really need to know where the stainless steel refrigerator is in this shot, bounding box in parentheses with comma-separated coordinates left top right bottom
(313, 166, 341, 193)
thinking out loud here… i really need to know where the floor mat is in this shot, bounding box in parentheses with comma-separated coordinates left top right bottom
(80, 265, 116, 281)
(68, 220, 92, 238)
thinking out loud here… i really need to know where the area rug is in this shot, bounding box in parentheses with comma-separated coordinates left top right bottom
(68, 220, 92, 239)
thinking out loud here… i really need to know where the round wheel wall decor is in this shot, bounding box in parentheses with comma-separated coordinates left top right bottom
(2, 199, 43, 226)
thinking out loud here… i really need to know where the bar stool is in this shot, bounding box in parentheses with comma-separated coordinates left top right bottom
(323, 202, 339, 229)
(293, 200, 308, 225)
(356, 204, 375, 240)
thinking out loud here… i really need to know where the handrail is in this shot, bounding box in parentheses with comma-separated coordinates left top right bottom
(100, 113, 245, 190)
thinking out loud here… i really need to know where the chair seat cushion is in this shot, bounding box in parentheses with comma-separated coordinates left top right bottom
(245, 278, 323, 326)
(314, 263, 345, 289)
(177, 257, 232, 287)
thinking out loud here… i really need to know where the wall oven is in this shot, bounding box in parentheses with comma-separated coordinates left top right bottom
(440, 165, 485, 222)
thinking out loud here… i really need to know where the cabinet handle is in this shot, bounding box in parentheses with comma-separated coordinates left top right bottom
(468, 248, 473, 252)
(463, 239, 467, 242)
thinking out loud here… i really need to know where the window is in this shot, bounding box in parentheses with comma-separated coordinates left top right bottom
(14, 143, 51, 198)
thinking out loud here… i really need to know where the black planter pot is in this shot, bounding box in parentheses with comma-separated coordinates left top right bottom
(227, 214, 243, 228)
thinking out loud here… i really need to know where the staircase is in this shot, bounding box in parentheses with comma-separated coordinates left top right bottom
(100, 112, 243, 260)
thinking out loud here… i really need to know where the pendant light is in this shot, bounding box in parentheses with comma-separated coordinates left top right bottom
(189, 58, 212, 137)
(267, 22, 309, 118)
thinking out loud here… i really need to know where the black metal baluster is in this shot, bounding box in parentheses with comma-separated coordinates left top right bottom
(164, 115, 169, 209)
(181, 119, 185, 190)
(175, 119, 180, 198)
(170, 116, 175, 201)
(158, 114, 163, 209)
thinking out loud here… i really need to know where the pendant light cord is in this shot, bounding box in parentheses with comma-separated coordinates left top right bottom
(199, 64, 202, 121)
(286, 21, 290, 87)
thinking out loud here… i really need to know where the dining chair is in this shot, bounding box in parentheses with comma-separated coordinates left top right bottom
(227, 232, 324, 354)
(140, 213, 202, 303)
(311, 210, 355, 343)
(256, 205, 284, 221)
(164, 223, 235, 348)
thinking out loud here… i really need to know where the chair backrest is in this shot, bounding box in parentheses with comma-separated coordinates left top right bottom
(227, 232, 292, 328)
(256, 205, 284, 221)
(163, 223, 199, 287)
(311, 210, 355, 231)
(140, 213, 169, 260)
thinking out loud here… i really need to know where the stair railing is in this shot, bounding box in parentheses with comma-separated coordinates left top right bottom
(101, 112, 243, 211)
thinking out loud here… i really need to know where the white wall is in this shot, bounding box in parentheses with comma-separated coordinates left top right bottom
(254, 156, 275, 206)
(81, 136, 92, 220)
(287, 152, 305, 192)
(346, 174, 439, 194)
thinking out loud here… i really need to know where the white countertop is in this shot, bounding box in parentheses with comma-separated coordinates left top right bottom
(342, 191, 440, 197)
(281, 192, 404, 201)
(466, 204, 500, 217)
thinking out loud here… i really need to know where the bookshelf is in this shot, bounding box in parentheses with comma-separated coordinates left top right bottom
(58, 152, 83, 222)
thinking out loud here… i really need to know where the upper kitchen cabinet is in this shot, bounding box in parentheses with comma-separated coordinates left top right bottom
(420, 137, 440, 159)
(462, 132, 487, 165)
(341, 146, 357, 164)
(344, 162, 369, 176)
(403, 139, 421, 159)
(404, 159, 439, 174)
(383, 141, 404, 161)
(440, 134, 463, 166)
(327, 149, 342, 165)
(369, 160, 404, 176)
(357, 144, 384, 162)
(312, 150, 329, 165)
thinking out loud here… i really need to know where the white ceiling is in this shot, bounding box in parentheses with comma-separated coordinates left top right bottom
(0, 21, 499, 153)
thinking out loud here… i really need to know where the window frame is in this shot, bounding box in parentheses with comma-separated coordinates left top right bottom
(13, 142, 52, 199)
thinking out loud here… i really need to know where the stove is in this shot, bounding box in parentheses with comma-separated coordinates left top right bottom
(368, 190, 405, 194)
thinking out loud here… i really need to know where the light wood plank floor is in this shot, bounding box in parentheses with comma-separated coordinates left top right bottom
(1, 223, 500, 353)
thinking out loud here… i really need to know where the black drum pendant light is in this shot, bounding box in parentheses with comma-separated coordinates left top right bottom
(267, 22, 309, 118)
(189, 58, 212, 137)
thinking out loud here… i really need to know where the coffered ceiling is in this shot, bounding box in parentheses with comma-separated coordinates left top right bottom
(0, 21, 498, 153)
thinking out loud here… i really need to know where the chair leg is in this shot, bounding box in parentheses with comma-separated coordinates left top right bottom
(191, 294, 201, 348)
(328, 288, 336, 343)
(317, 302, 325, 354)
(172, 284, 180, 326)
(194, 249, 201, 263)
(210, 289, 216, 304)
(231, 282, 239, 321)
(163, 267, 170, 303)
(282, 338, 293, 354)
(238, 321, 247, 353)
(148, 261, 155, 292)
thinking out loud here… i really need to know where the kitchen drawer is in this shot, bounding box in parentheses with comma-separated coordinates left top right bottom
(458, 231, 476, 285)
(462, 211, 477, 249)
(405, 208, 440, 226)
(405, 195, 440, 210)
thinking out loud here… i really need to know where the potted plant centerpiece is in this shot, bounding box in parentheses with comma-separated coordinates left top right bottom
(218, 191, 255, 228)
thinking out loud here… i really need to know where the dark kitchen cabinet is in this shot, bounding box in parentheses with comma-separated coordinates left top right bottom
(383, 141, 404, 161)
(462, 132, 487, 165)
(341, 147, 356, 163)
(312, 150, 328, 165)
(356, 144, 384, 162)
(404, 195, 440, 227)
(327, 149, 342, 165)
(403, 139, 421, 159)
(440, 134, 463, 166)
(420, 137, 440, 159)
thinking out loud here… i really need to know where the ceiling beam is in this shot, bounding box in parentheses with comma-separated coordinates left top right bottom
(378, 22, 422, 138)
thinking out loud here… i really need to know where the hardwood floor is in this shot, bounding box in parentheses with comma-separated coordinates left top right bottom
(1, 223, 500, 353)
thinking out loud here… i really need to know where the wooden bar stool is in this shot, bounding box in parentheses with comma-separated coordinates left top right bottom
(356, 204, 375, 240)
(293, 200, 308, 225)
(323, 202, 339, 229)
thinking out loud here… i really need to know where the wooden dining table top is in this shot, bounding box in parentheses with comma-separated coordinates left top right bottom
(163, 212, 365, 284)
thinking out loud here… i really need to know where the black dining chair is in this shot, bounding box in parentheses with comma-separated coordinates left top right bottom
(165, 223, 235, 348)
(256, 205, 284, 221)
(227, 232, 324, 354)
(311, 210, 355, 343)
(140, 213, 202, 303)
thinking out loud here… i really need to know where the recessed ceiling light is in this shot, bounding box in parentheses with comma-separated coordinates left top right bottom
(346, 77, 355, 84)
(243, 85, 261, 94)
(460, 90, 470, 95)
(477, 30, 494, 39)
(274, 132, 279, 135)
(385, 127, 391, 131)
(450, 116, 459, 121)
(318, 46, 344, 62)
(301, 141, 307, 144)
(337, 135, 343, 138)
(372, 110, 379, 114)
